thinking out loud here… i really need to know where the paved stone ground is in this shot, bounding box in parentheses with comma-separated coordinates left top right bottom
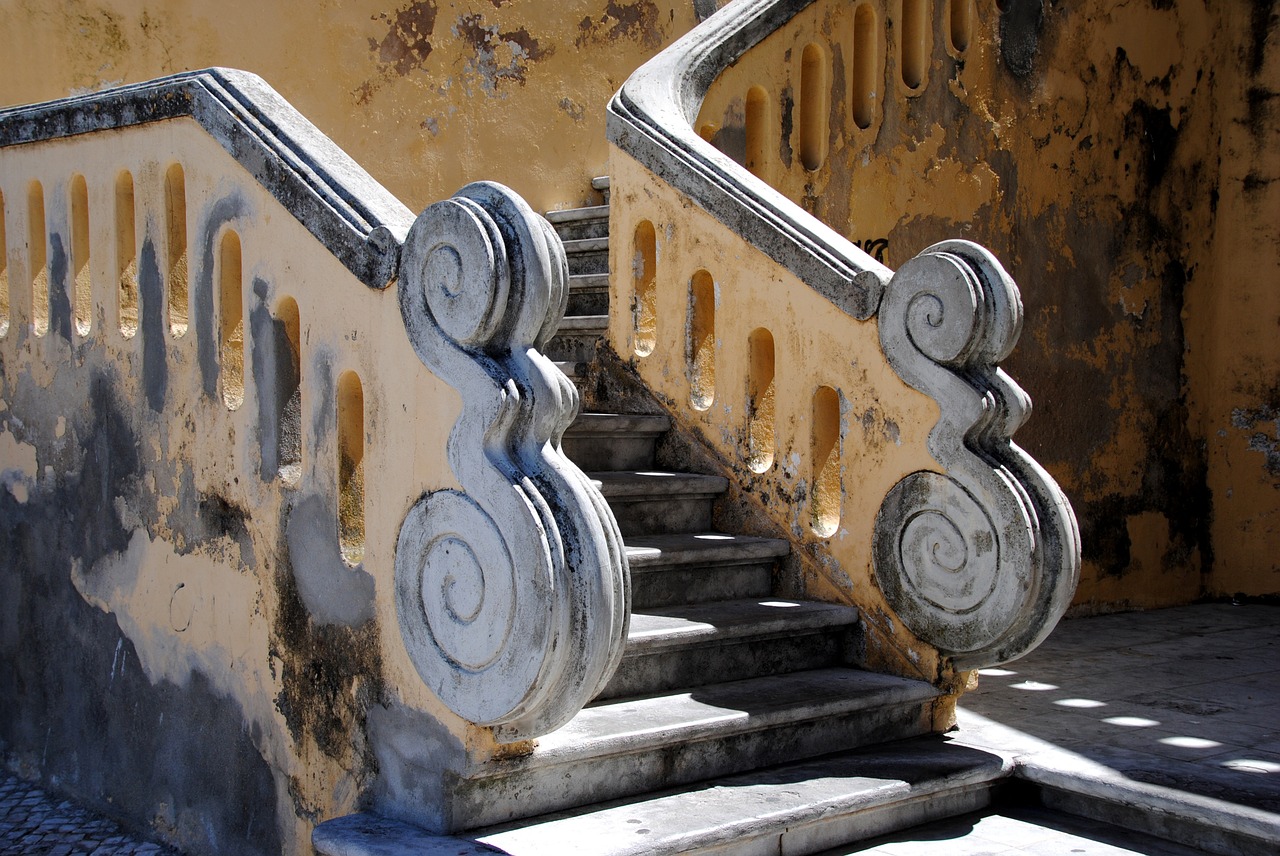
(956, 603, 1280, 814)
(0, 774, 176, 855)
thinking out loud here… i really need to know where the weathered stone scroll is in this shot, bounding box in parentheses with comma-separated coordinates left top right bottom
(874, 241, 1080, 670)
(395, 182, 629, 742)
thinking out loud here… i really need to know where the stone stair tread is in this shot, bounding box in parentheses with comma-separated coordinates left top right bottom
(546, 204, 610, 224)
(589, 470, 729, 498)
(531, 668, 938, 761)
(570, 412, 671, 435)
(626, 598, 858, 652)
(470, 738, 1011, 855)
(557, 314, 609, 332)
(563, 236, 609, 254)
(592, 175, 611, 191)
(570, 272, 609, 290)
(625, 531, 788, 568)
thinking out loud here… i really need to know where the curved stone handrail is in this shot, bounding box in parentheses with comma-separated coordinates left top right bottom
(395, 182, 629, 742)
(607, 2, 1079, 668)
(0, 67, 411, 288)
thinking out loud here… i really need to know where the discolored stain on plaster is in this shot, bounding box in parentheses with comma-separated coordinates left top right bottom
(370, 1, 439, 77)
(452, 14, 551, 94)
(195, 195, 248, 401)
(49, 233, 72, 343)
(139, 238, 167, 413)
(1232, 395, 1280, 480)
(999, 0, 1046, 79)
(779, 85, 794, 169)
(1249, 0, 1279, 76)
(284, 494, 376, 627)
(576, 0, 664, 51)
(558, 97, 585, 122)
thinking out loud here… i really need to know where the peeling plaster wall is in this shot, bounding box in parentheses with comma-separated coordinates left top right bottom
(700, 0, 1280, 608)
(0, 119, 477, 853)
(0, 0, 703, 214)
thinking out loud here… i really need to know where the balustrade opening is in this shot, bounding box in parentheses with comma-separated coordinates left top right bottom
(747, 327, 775, 472)
(70, 175, 92, 337)
(28, 182, 49, 337)
(688, 269, 716, 410)
(338, 370, 366, 566)
(276, 296, 302, 486)
(165, 163, 189, 337)
(115, 171, 138, 337)
(745, 86, 770, 181)
(0, 191, 7, 337)
(633, 220, 657, 357)
(811, 385, 842, 537)
(799, 43, 828, 171)
(852, 4, 880, 130)
(949, 0, 972, 53)
(219, 230, 244, 410)
(901, 0, 928, 90)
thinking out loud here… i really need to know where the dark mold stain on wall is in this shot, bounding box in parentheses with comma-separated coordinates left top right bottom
(576, 0, 664, 50)
(999, 0, 1046, 78)
(0, 370, 282, 856)
(453, 13, 551, 91)
(195, 195, 247, 401)
(371, 1, 439, 76)
(49, 233, 73, 343)
(139, 238, 168, 413)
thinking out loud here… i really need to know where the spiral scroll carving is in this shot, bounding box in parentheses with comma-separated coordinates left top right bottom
(395, 182, 628, 742)
(875, 241, 1080, 670)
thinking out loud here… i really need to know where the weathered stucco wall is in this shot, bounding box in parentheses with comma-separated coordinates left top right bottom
(699, 0, 1280, 609)
(0, 0, 703, 213)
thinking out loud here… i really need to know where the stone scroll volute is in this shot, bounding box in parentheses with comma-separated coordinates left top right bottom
(874, 241, 1080, 671)
(394, 182, 629, 742)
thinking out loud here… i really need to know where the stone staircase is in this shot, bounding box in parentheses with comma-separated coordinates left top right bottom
(315, 180, 1010, 855)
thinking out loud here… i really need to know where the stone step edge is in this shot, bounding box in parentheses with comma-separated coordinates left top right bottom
(624, 533, 790, 570)
(498, 669, 939, 771)
(313, 739, 1011, 856)
(567, 412, 670, 437)
(569, 272, 609, 290)
(625, 599, 858, 655)
(588, 471, 729, 499)
(546, 204, 610, 224)
(557, 315, 609, 333)
(563, 236, 609, 253)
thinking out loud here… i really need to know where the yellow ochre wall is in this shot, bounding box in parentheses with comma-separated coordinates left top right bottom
(0, 0, 704, 213)
(1, 0, 1276, 609)
(699, 0, 1279, 610)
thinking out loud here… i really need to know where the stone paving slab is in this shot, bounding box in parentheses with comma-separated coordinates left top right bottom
(0, 774, 177, 855)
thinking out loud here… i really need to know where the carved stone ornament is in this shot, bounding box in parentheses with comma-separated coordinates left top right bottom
(874, 241, 1081, 671)
(395, 182, 629, 742)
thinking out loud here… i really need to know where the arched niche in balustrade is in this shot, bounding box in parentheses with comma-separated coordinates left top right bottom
(218, 229, 245, 410)
(949, 0, 973, 54)
(851, 3, 881, 131)
(0, 190, 8, 338)
(900, 0, 930, 92)
(165, 163, 189, 338)
(70, 174, 92, 337)
(688, 269, 716, 410)
(274, 295, 303, 486)
(747, 327, 776, 473)
(811, 385, 842, 537)
(115, 171, 138, 338)
(337, 369, 365, 566)
(799, 42, 829, 171)
(633, 219, 658, 357)
(28, 181, 49, 338)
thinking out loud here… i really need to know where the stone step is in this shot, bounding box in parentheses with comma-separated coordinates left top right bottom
(547, 314, 609, 363)
(626, 532, 785, 608)
(568, 272, 609, 315)
(563, 235, 609, 276)
(470, 738, 1009, 855)
(433, 668, 942, 829)
(597, 598, 860, 702)
(563, 412, 670, 471)
(546, 204, 610, 241)
(588, 471, 728, 535)
(592, 175, 611, 199)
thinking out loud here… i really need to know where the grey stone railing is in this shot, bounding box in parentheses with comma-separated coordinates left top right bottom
(395, 182, 629, 742)
(607, 0, 1079, 668)
(0, 67, 411, 288)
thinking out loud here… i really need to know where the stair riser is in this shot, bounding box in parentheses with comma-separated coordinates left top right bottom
(552, 218, 609, 241)
(608, 496, 716, 536)
(452, 700, 936, 829)
(631, 562, 773, 609)
(566, 250, 609, 276)
(547, 330, 604, 364)
(562, 434, 659, 471)
(597, 628, 856, 701)
(566, 288, 609, 317)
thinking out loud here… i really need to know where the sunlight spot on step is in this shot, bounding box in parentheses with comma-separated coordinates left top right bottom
(1009, 681, 1058, 692)
(1055, 698, 1108, 709)
(1159, 735, 1222, 749)
(1103, 716, 1161, 728)
(1221, 758, 1280, 774)
(759, 601, 800, 608)
(978, 668, 1018, 677)
(694, 534, 733, 540)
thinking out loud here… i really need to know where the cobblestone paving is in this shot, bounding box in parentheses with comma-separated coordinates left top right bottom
(0, 775, 177, 856)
